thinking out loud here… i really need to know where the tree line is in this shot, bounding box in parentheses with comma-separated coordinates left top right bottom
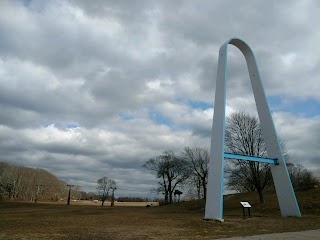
(143, 112, 319, 204)
(0, 162, 68, 201)
(0, 163, 136, 204)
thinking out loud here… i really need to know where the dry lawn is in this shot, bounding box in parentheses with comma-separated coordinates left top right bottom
(59, 200, 159, 207)
(1, 188, 320, 240)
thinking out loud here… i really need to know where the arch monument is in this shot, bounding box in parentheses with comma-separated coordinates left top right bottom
(204, 38, 301, 221)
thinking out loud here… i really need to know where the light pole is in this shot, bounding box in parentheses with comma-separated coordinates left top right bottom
(67, 184, 74, 205)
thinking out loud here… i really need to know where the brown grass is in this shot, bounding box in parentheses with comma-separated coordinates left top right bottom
(1, 188, 320, 240)
(44, 200, 160, 207)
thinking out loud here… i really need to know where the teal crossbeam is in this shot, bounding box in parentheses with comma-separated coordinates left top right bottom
(224, 153, 278, 165)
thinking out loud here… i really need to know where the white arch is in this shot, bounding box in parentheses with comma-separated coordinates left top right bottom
(204, 38, 301, 221)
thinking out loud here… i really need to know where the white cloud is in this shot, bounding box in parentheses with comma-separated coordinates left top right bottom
(273, 112, 320, 171)
(0, 0, 319, 197)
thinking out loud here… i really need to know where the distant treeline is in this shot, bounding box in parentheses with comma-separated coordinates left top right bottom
(0, 162, 67, 201)
(117, 196, 147, 202)
(0, 162, 157, 203)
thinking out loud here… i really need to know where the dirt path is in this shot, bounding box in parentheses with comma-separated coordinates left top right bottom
(217, 229, 320, 239)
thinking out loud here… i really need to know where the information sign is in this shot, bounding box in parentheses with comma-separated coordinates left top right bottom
(240, 202, 251, 208)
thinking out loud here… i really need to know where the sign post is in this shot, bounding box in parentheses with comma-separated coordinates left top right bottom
(240, 201, 251, 219)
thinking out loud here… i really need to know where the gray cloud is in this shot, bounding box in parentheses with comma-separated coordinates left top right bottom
(0, 0, 319, 197)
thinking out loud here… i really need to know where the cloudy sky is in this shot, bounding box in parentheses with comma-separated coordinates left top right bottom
(0, 0, 319, 197)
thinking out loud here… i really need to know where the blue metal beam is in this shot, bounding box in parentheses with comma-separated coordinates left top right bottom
(224, 152, 278, 165)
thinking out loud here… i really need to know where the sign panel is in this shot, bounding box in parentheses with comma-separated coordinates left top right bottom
(240, 202, 251, 208)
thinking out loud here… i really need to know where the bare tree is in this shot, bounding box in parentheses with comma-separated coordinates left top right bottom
(0, 162, 66, 201)
(287, 163, 319, 190)
(71, 185, 82, 200)
(181, 147, 209, 199)
(97, 176, 116, 207)
(143, 151, 189, 204)
(224, 112, 273, 203)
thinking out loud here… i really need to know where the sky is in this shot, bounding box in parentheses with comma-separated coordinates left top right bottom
(0, 0, 319, 198)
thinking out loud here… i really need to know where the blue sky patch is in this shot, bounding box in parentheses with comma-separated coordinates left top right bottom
(42, 123, 78, 128)
(118, 113, 135, 121)
(188, 100, 212, 110)
(268, 96, 320, 118)
(66, 123, 78, 129)
(148, 109, 190, 131)
(149, 110, 172, 126)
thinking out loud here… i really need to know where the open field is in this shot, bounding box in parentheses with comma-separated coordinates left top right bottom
(49, 200, 160, 207)
(1, 188, 320, 240)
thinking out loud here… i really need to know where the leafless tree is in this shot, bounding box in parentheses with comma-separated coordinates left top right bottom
(143, 151, 189, 204)
(224, 112, 273, 203)
(96, 176, 116, 207)
(181, 147, 209, 199)
(287, 163, 319, 189)
(0, 162, 66, 201)
(71, 185, 82, 200)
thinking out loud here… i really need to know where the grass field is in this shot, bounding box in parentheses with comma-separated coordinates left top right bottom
(1, 188, 320, 240)
(55, 200, 160, 207)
